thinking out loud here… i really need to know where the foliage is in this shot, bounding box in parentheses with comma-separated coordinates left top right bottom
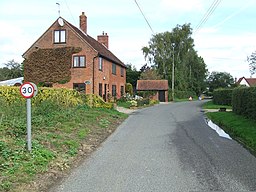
(213, 88, 233, 106)
(0, 86, 113, 109)
(139, 66, 162, 80)
(125, 64, 141, 89)
(23, 47, 81, 84)
(0, 60, 23, 81)
(203, 100, 232, 110)
(137, 98, 150, 107)
(206, 112, 256, 152)
(247, 51, 256, 76)
(232, 87, 256, 120)
(142, 24, 208, 95)
(207, 71, 235, 93)
(168, 89, 196, 101)
(125, 83, 133, 95)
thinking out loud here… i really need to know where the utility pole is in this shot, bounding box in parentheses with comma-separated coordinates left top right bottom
(172, 43, 175, 101)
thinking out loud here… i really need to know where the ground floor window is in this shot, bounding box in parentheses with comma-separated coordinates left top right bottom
(99, 83, 102, 97)
(73, 83, 86, 93)
(121, 86, 124, 96)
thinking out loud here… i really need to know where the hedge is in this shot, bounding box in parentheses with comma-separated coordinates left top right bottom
(0, 86, 113, 109)
(232, 87, 256, 120)
(213, 88, 233, 106)
(168, 89, 196, 101)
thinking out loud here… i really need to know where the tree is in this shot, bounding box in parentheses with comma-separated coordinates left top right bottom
(126, 64, 141, 90)
(139, 64, 162, 80)
(142, 24, 208, 96)
(247, 51, 256, 76)
(0, 60, 23, 81)
(207, 71, 235, 93)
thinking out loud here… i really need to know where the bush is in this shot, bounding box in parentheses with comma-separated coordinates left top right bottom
(232, 87, 256, 120)
(125, 83, 133, 95)
(0, 86, 113, 109)
(137, 98, 150, 107)
(213, 88, 233, 106)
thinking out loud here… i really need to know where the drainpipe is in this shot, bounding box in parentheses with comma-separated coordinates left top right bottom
(92, 55, 98, 94)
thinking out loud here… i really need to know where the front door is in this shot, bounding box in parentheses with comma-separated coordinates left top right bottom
(158, 90, 165, 102)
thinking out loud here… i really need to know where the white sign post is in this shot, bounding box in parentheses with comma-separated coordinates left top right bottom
(20, 82, 37, 152)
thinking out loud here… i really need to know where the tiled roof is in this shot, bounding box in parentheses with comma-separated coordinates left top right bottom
(237, 77, 256, 86)
(136, 80, 169, 91)
(246, 78, 256, 86)
(65, 19, 126, 68)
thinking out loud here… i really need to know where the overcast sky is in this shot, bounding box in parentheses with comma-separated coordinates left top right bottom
(0, 0, 256, 78)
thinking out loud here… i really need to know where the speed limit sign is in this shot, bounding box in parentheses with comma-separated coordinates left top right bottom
(20, 82, 35, 98)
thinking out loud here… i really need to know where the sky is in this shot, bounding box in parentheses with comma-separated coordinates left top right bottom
(0, 0, 256, 79)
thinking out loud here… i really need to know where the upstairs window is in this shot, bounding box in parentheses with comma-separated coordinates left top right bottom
(121, 67, 124, 77)
(112, 63, 116, 75)
(54, 30, 66, 43)
(73, 56, 86, 68)
(99, 57, 103, 71)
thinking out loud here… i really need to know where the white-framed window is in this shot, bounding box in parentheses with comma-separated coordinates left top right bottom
(54, 30, 66, 43)
(73, 56, 86, 68)
(99, 57, 103, 71)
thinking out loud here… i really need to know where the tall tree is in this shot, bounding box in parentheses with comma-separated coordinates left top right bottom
(142, 24, 207, 95)
(247, 51, 256, 76)
(125, 64, 141, 89)
(207, 71, 234, 93)
(0, 60, 23, 81)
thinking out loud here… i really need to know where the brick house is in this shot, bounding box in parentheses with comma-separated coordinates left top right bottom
(22, 12, 126, 100)
(136, 80, 168, 102)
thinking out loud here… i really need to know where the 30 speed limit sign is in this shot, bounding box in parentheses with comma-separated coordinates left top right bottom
(20, 82, 35, 98)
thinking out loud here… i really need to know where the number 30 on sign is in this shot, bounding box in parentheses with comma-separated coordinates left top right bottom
(20, 82, 35, 98)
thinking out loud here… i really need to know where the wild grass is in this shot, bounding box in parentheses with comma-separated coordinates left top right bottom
(0, 99, 127, 191)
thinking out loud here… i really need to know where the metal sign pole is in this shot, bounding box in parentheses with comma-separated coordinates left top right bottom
(26, 98, 32, 151)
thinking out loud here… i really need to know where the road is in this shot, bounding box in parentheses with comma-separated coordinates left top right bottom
(50, 101, 256, 192)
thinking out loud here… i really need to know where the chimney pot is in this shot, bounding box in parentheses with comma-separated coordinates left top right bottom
(97, 32, 109, 49)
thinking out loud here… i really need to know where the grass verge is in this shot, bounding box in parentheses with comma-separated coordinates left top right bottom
(206, 112, 256, 153)
(204, 100, 256, 154)
(0, 100, 128, 192)
(203, 100, 232, 110)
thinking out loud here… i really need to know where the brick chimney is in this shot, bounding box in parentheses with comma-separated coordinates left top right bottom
(79, 12, 87, 34)
(97, 31, 109, 49)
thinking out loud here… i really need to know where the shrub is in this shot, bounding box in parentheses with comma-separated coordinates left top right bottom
(232, 87, 256, 120)
(213, 88, 233, 106)
(125, 83, 133, 95)
(137, 98, 150, 107)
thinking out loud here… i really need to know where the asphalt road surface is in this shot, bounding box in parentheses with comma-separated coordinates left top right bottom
(50, 101, 256, 192)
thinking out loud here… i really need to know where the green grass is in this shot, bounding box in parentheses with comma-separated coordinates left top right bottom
(0, 100, 128, 191)
(203, 100, 232, 110)
(206, 112, 256, 153)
